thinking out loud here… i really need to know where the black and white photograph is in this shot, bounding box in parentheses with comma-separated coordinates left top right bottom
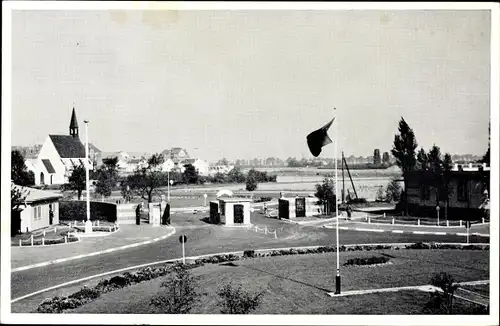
(1, 2, 498, 325)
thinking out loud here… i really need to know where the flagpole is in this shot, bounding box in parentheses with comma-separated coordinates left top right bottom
(335, 109, 341, 295)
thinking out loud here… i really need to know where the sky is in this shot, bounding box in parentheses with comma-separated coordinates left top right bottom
(11, 9, 492, 162)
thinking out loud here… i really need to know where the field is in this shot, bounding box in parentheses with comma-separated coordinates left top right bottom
(68, 249, 488, 314)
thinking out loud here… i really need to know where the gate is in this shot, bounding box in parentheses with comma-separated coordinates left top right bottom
(295, 197, 306, 218)
(279, 199, 289, 219)
(234, 204, 244, 223)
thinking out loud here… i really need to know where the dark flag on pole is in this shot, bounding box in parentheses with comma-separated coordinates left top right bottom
(307, 117, 335, 157)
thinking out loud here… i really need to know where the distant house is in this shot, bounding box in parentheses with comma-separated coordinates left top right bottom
(11, 184, 63, 234)
(162, 147, 190, 164)
(208, 165, 234, 176)
(406, 163, 490, 220)
(183, 158, 210, 176)
(34, 107, 92, 186)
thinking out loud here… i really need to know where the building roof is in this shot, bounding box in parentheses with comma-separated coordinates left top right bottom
(88, 143, 102, 153)
(41, 159, 56, 174)
(12, 185, 62, 204)
(49, 135, 86, 158)
(183, 158, 196, 165)
(70, 107, 79, 130)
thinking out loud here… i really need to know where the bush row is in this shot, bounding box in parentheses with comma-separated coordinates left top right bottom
(36, 263, 201, 313)
(405, 242, 488, 250)
(36, 242, 490, 313)
(344, 256, 390, 266)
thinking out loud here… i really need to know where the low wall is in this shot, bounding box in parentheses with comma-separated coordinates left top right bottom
(59, 201, 117, 222)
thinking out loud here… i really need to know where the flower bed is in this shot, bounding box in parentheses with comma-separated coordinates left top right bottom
(344, 256, 390, 266)
(35, 242, 489, 313)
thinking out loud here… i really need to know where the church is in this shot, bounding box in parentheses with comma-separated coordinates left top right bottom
(33, 107, 94, 186)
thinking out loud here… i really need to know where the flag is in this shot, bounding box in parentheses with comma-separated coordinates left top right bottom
(307, 117, 335, 157)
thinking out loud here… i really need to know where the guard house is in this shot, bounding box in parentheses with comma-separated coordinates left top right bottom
(279, 197, 321, 219)
(216, 197, 253, 226)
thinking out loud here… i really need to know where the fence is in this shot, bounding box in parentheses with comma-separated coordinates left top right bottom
(14, 222, 119, 247)
(253, 225, 278, 239)
(362, 213, 487, 227)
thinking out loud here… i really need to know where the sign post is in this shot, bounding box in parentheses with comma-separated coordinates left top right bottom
(204, 193, 208, 207)
(436, 206, 440, 226)
(179, 235, 187, 264)
(466, 221, 470, 244)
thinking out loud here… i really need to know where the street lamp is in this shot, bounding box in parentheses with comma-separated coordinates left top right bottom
(84, 120, 92, 233)
(169, 179, 173, 202)
(436, 206, 440, 226)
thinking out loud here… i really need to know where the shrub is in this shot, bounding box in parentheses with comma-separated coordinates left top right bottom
(217, 282, 265, 314)
(243, 250, 255, 258)
(347, 198, 368, 204)
(423, 272, 460, 314)
(150, 263, 200, 314)
(344, 256, 389, 266)
(68, 286, 101, 301)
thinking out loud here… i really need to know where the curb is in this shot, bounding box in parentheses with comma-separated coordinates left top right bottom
(322, 224, 490, 237)
(11, 242, 490, 304)
(11, 227, 177, 273)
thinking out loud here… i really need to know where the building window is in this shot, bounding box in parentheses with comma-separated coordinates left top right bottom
(420, 184, 431, 200)
(457, 180, 469, 202)
(33, 206, 42, 220)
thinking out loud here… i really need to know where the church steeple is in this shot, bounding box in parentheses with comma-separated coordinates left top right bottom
(69, 106, 79, 138)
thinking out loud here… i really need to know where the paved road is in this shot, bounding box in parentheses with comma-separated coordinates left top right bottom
(11, 211, 488, 301)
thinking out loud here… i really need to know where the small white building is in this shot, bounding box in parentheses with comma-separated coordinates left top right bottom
(11, 185, 62, 234)
(217, 197, 253, 226)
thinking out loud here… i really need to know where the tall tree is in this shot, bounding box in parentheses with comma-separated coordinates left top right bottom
(441, 153, 453, 220)
(11, 150, 35, 186)
(66, 165, 86, 200)
(373, 149, 381, 166)
(95, 157, 119, 199)
(416, 147, 429, 171)
(124, 153, 168, 203)
(11, 183, 30, 211)
(182, 164, 199, 184)
(227, 167, 246, 183)
(382, 152, 390, 165)
(480, 122, 490, 164)
(391, 117, 418, 215)
(427, 145, 443, 208)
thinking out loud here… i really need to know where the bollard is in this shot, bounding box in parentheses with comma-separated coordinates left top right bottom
(42, 238, 45, 246)
(446, 221, 449, 227)
(418, 219, 420, 226)
(482, 218, 485, 224)
(265, 227, 268, 235)
(97, 220, 100, 227)
(19, 239, 22, 247)
(109, 226, 112, 232)
(54, 226, 57, 233)
(274, 231, 277, 239)
(31, 235, 34, 246)
(392, 218, 395, 225)
(65, 236, 67, 243)
(459, 220, 463, 227)
(368, 217, 371, 224)
(43, 231, 46, 237)
(366, 214, 368, 221)
(384, 213, 386, 218)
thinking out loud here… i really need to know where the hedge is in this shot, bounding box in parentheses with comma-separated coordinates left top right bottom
(344, 256, 390, 266)
(59, 201, 117, 222)
(36, 243, 489, 313)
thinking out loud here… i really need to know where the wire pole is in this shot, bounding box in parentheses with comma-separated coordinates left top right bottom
(335, 109, 341, 294)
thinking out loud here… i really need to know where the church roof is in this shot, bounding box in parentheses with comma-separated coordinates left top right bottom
(41, 159, 56, 173)
(70, 107, 79, 130)
(49, 135, 86, 158)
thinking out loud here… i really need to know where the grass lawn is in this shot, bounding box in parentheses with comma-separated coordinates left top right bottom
(68, 249, 489, 314)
